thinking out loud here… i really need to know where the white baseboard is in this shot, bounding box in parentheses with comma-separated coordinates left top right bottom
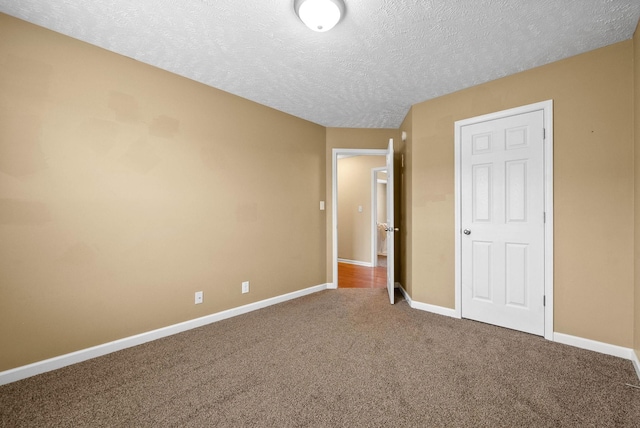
(553, 332, 635, 361)
(411, 300, 458, 318)
(0, 283, 329, 386)
(397, 284, 458, 318)
(632, 350, 640, 381)
(554, 334, 639, 381)
(396, 283, 459, 318)
(6, 284, 636, 386)
(398, 284, 411, 303)
(337, 258, 373, 267)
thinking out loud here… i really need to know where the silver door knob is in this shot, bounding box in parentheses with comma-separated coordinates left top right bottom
(463, 229, 471, 235)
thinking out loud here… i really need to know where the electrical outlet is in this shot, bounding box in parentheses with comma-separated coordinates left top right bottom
(242, 281, 249, 294)
(195, 291, 203, 304)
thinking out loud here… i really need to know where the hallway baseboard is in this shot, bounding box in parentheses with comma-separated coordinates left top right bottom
(337, 258, 373, 267)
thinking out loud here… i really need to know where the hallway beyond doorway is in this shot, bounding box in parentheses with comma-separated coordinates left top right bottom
(338, 256, 387, 288)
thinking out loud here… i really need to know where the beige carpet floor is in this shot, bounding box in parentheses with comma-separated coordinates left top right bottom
(1, 288, 639, 427)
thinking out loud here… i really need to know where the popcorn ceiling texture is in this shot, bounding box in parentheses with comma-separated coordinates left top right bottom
(1, 0, 639, 128)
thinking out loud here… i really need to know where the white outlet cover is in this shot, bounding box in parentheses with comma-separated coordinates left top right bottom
(242, 281, 249, 294)
(195, 291, 203, 304)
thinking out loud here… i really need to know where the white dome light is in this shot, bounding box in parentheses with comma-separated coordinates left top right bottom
(294, 0, 345, 32)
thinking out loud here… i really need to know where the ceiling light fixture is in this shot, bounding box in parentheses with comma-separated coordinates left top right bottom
(294, 0, 345, 32)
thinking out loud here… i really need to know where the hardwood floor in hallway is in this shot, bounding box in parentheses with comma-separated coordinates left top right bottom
(338, 256, 387, 288)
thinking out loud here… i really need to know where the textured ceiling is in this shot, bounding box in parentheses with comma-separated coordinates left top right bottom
(1, 0, 639, 128)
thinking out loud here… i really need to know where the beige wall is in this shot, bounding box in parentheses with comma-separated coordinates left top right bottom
(0, 14, 326, 371)
(634, 20, 640, 362)
(405, 40, 635, 348)
(337, 156, 386, 263)
(325, 128, 401, 282)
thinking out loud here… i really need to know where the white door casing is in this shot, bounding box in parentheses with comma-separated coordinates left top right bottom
(454, 101, 554, 339)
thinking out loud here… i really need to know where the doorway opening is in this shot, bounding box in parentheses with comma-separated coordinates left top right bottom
(335, 154, 386, 288)
(331, 145, 397, 289)
(332, 140, 396, 303)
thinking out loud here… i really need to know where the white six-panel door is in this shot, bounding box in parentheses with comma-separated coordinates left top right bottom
(460, 110, 545, 336)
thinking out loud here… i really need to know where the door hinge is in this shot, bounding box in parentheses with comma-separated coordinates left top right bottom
(543, 212, 546, 223)
(543, 295, 546, 306)
(543, 128, 546, 139)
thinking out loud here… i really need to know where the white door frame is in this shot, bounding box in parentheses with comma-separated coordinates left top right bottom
(331, 149, 387, 289)
(454, 100, 554, 340)
(371, 167, 387, 267)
